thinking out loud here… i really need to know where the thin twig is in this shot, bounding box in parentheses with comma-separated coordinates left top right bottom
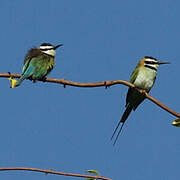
(0, 167, 111, 180)
(1, 73, 179, 118)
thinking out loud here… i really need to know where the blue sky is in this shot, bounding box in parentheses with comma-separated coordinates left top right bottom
(0, 0, 180, 179)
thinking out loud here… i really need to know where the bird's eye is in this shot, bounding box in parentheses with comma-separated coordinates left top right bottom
(145, 61, 158, 65)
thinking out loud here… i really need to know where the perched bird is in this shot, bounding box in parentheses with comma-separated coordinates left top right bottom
(111, 56, 169, 145)
(9, 43, 63, 88)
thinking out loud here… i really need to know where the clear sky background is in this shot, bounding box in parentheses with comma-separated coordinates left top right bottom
(0, 0, 179, 180)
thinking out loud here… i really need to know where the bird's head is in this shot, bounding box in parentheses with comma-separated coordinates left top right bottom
(39, 43, 63, 56)
(139, 56, 170, 71)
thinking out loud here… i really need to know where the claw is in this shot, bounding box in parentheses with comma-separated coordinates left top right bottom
(8, 77, 17, 88)
(139, 89, 147, 94)
(134, 88, 147, 96)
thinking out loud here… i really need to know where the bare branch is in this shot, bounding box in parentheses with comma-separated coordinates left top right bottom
(0, 167, 111, 180)
(1, 73, 179, 118)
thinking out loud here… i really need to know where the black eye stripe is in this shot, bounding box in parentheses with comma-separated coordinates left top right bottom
(144, 65, 157, 71)
(40, 43, 53, 46)
(40, 47, 54, 51)
(145, 61, 158, 65)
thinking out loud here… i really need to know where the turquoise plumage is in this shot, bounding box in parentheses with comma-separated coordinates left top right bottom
(9, 43, 63, 88)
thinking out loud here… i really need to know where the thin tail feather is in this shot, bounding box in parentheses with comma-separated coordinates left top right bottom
(113, 122, 125, 146)
(111, 104, 132, 145)
(111, 118, 122, 141)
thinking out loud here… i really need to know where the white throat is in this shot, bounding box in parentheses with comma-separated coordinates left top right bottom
(40, 45, 56, 56)
(43, 49, 56, 56)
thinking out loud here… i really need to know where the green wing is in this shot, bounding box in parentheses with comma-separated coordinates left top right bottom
(22, 56, 31, 74)
(22, 54, 54, 78)
(125, 67, 140, 107)
(129, 66, 139, 84)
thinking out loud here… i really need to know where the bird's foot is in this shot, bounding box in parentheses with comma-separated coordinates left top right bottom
(138, 89, 147, 96)
(33, 79, 38, 83)
(133, 87, 147, 96)
(40, 77, 47, 82)
(8, 77, 17, 88)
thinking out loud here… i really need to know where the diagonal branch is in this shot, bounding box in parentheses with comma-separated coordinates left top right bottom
(0, 167, 111, 180)
(1, 73, 179, 118)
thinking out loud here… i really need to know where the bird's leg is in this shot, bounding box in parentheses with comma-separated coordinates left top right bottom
(132, 86, 147, 97)
(135, 88, 147, 97)
(8, 72, 17, 88)
(28, 77, 33, 81)
(33, 80, 37, 83)
(40, 77, 47, 82)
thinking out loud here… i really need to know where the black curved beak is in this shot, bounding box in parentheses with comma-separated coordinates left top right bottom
(54, 44, 63, 49)
(158, 61, 170, 65)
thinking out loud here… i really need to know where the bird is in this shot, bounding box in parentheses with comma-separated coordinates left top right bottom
(9, 43, 63, 88)
(111, 56, 169, 145)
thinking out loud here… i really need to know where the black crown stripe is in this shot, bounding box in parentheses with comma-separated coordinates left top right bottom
(144, 65, 157, 71)
(40, 43, 53, 46)
(40, 47, 55, 51)
(144, 56, 157, 61)
(145, 60, 158, 65)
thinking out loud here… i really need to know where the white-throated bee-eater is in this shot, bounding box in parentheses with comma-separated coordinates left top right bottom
(111, 56, 170, 145)
(9, 43, 63, 88)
